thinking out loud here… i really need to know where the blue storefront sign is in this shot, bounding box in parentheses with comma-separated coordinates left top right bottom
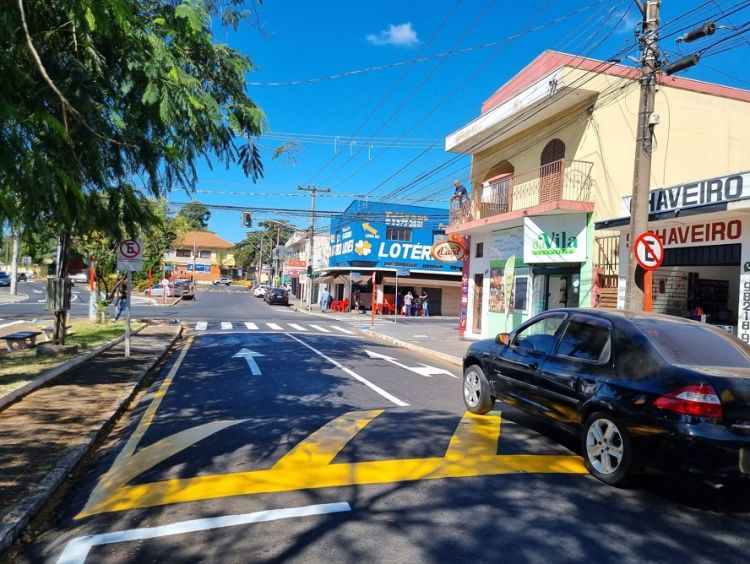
(328, 200, 463, 273)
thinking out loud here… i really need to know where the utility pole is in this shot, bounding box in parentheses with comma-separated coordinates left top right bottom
(625, 0, 661, 311)
(298, 185, 331, 309)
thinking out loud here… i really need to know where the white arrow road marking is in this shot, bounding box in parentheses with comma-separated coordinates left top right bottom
(195, 322, 207, 331)
(244, 322, 258, 330)
(287, 334, 408, 407)
(233, 348, 264, 376)
(58, 503, 351, 564)
(365, 349, 457, 378)
(221, 322, 233, 330)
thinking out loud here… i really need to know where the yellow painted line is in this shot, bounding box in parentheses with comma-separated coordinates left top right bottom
(273, 409, 383, 469)
(79, 411, 587, 517)
(77, 336, 195, 519)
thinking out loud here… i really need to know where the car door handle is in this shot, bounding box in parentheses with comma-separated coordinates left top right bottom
(525, 361, 538, 371)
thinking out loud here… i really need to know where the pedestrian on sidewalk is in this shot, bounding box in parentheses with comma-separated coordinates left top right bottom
(419, 289, 429, 317)
(353, 287, 361, 312)
(320, 287, 331, 312)
(403, 290, 414, 316)
(114, 281, 128, 321)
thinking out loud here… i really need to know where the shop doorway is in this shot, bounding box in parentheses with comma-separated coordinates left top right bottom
(473, 274, 483, 334)
(532, 268, 581, 311)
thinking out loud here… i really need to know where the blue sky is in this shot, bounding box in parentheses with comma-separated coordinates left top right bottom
(184, 0, 750, 244)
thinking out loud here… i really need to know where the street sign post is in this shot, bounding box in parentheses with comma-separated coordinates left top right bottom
(117, 239, 143, 358)
(633, 232, 664, 313)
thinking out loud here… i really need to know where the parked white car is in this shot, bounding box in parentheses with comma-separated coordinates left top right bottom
(253, 285, 272, 297)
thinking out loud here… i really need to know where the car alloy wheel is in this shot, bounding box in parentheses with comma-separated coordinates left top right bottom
(582, 412, 633, 486)
(462, 365, 494, 414)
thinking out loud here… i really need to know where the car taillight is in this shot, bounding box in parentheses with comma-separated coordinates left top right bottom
(653, 383, 723, 419)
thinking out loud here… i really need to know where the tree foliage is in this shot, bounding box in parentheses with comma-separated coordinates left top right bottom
(0, 0, 266, 237)
(233, 221, 295, 274)
(177, 201, 211, 230)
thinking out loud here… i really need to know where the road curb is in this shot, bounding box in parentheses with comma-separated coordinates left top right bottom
(0, 325, 183, 555)
(359, 329, 463, 367)
(0, 324, 146, 412)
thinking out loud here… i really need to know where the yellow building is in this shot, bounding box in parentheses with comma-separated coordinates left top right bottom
(445, 50, 750, 339)
(163, 231, 235, 283)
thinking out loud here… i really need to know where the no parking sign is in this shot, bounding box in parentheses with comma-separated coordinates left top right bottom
(633, 232, 664, 271)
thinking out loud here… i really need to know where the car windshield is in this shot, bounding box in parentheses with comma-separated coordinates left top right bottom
(633, 319, 750, 368)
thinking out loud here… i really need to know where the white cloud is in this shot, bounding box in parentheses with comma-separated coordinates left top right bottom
(366, 23, 419, 47)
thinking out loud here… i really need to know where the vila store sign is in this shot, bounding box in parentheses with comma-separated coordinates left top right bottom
(523, 215, 587, 264)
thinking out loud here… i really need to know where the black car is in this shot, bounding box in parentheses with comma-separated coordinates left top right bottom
(462, 308, 750, 486)
(265, 287, 289, 306)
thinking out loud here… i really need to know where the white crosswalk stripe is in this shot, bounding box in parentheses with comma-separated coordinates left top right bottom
(221, 322, 233, 330)
(331, 325, 354, 335)
(288, 323, 306, 331)
(195, 322, 207, 331)
(309, 324, 331, 333)
(244, 322, 258, 330)
(267, 323, 283, 330)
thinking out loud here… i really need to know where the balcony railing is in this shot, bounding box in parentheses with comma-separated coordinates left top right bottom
(449, 159, 593, 227)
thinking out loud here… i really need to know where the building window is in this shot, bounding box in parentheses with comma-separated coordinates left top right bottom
(476, 242, 484, 258)
(387, 227, 412, 242)
(199, 250, 211, 259)
(176, 249, 191, 258)
(433, 231, 447, 245)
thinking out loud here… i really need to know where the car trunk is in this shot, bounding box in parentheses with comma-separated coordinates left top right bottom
(687, 366, 750, 436)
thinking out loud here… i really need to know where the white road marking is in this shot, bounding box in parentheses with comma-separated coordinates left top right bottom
(288, 323, 306, 331)
(413, 334, 429, 338)
(286, 333, 408, 407)
(195, 322, 208, 331)
(244, 322, 258, 330)
(221, 322, 233, 330)
(57, 502, 351, 564)
(267, 323, 283, 330)
(232, 348, 264, 376)
(331, 325, 354, 335)
(309, 324, 331, 333)
(365, 349, 457, 378)
(0, 320, 24, 329)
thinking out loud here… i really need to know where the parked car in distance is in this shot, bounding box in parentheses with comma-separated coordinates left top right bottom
(68, 272, 88, 284)
(462, 308, 750, 486)
(265, 287, 289, 306)
(0, 272, 10, 287)
(144, 283, 175, 298)
(253, 285, 272, 298)
(213, 277, 232, 286)
(16, 272, 27, 282)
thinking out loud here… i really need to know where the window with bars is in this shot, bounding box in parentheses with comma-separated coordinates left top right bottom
(176, 249, 191, 258)
(387, 227, 412, 242)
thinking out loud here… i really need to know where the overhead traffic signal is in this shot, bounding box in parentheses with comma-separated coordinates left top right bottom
(241, 211, 253, 228)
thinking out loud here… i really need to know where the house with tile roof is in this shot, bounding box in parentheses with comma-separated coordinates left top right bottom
(162, 231, 236, 283)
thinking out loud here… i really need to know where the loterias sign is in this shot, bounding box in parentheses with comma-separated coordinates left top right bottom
(621, 170, 750, 215)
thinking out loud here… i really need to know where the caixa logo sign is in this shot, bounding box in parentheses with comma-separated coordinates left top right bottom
(430, 240, 466, 263)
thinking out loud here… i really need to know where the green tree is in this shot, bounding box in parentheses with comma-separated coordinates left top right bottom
(1, 0, 267, 338)
(177, 201, 211, 230)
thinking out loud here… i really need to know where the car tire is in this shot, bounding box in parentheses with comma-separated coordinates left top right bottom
(462, 364, 495, 414)
(581, 411, 633, 487)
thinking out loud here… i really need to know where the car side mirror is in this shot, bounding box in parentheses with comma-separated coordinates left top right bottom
(495, 332, 510, 346)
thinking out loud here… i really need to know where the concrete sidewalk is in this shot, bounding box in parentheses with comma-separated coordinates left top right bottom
(0, 323, 182, 555)
(290, 298, 475, 366)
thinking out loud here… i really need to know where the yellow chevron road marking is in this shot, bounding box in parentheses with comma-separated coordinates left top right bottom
(77, 410, 587, 518)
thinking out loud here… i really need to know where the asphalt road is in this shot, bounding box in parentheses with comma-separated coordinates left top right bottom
(13, 291, 750, 563)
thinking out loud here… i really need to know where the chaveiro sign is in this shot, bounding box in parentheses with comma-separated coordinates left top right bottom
(431, 240, 466, 263)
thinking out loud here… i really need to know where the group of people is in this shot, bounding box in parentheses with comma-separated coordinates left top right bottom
(399, 289, 429, 317)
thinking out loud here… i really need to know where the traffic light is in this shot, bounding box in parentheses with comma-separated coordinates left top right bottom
(241, 211, 253, 228)
(306, 265, 312, 278)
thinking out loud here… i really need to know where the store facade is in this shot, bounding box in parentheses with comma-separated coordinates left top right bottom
(326, 200, 463, 314)
(600, 169, 750, 342)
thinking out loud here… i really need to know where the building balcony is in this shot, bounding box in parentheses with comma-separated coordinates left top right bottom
(448, 159, 594, 232)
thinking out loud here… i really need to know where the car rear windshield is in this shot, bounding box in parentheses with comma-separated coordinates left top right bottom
(633, 319, 750, 367)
